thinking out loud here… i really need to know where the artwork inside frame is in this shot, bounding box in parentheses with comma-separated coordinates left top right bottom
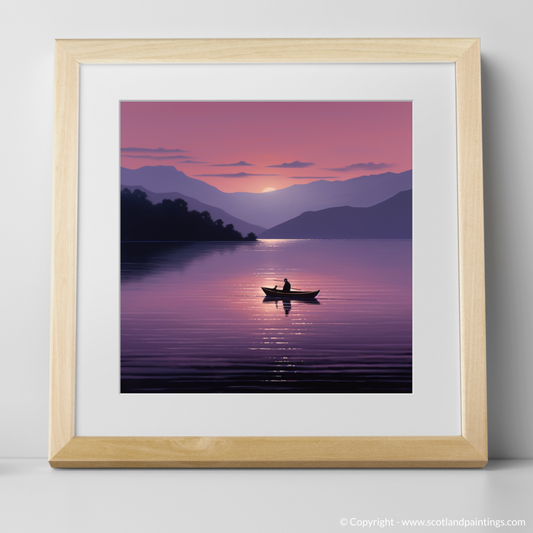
(120, 100, 412, 394)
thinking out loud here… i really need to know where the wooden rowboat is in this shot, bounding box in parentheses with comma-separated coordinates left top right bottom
(261, 287, 320, 299)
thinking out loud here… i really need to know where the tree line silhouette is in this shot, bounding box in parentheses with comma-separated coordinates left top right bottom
(121, 188, 257, 242)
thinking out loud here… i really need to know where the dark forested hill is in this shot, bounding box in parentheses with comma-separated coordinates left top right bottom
(121, 188, 257, 242)
(120, 184, 265, 236)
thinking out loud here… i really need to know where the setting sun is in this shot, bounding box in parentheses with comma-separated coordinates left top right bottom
(262, 187, 276, 193)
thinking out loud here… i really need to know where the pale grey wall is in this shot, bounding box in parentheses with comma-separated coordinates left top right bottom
(1, 0, 532, 458)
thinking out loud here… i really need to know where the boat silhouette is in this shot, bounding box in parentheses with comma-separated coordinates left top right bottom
(261, 287, 320, 299)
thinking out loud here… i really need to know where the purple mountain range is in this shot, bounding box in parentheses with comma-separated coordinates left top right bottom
(259, 190, 412, 239)
(121, 166, 412, 229)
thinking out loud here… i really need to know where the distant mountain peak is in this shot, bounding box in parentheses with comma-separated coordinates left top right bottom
(121, 165, 224, 195)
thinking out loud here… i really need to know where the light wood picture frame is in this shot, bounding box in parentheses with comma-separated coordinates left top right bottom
(50, 38, 486, 468)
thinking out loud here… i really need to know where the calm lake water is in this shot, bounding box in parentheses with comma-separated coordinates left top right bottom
(121, 239, 412, 393)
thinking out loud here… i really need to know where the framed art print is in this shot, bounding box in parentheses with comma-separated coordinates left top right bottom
(50, 39, 487, 467)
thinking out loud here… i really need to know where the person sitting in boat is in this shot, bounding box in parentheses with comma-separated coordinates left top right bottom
(282, 278, 291, 292)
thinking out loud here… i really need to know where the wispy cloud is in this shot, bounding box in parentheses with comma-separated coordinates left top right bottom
(287, 176, 338, 180)
(181, 160, 206, 164)
(122, 155, 190, 160)
(324, 162, 392, 172)
(121, 147, 188, 153)
(210, 161, 254, 167)
(267, 161, 314, 168)
(195, 172, 278, 178)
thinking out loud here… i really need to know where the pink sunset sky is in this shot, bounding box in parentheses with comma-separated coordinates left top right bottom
(121, 101, 412, 194)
